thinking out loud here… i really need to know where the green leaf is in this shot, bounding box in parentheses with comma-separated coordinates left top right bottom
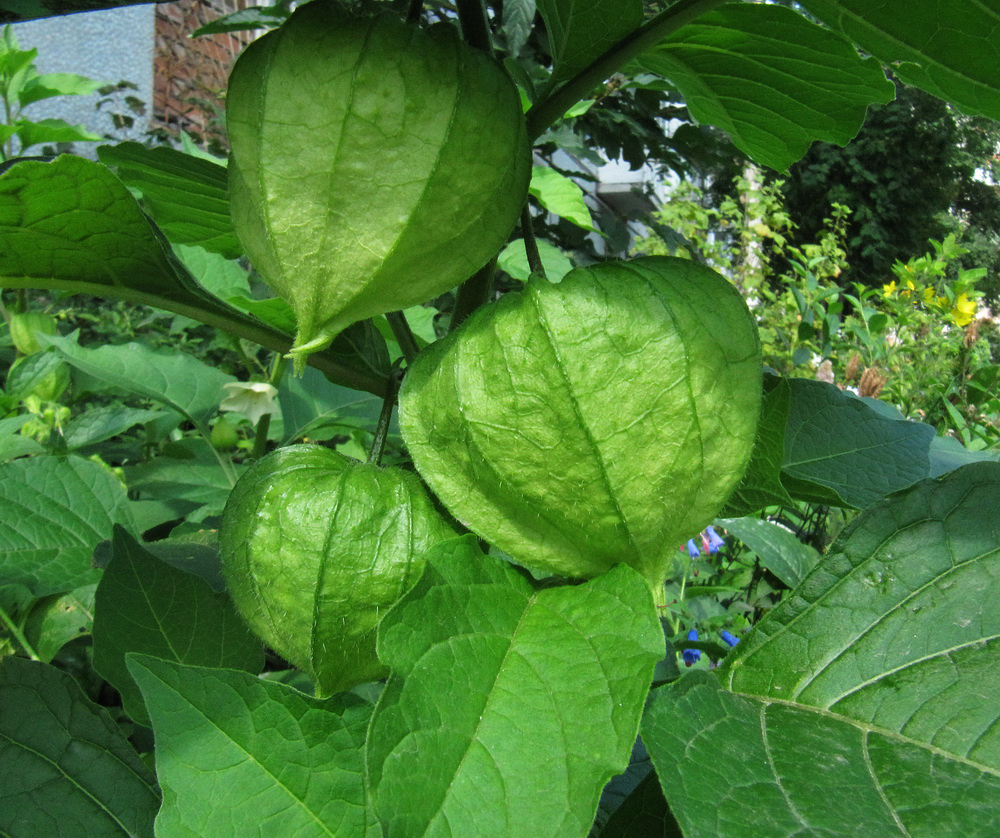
(98, 142, 242, 258)
(635, 3, 895, 171)
(0, 155, 307, 379)
(42, 332, 235, 428)
(782, 379, 935, 508)
(529, 165, 595, 229)
(92, 527, 263, 726)
(645, 463, 1000, 834)
(497, 236, 574, 281)
(538, 0, 643, 82)
(714, 516, 819, 589)
(400, 257, 762, 586)
(191, 3, 288, 36)
(14, 117, 101, 149)
(22, 583, 95, 662)
(172, 244, 251, 301)
(278, 366, 382, 445)
(797, 0, 1000, 120)
(0, 414, 44, 461)
(122, 451, 239, 518)
(127, 655, 376, 837)
(62, 405, 169, 451)
(18, 71, 105, 107)
(0, 455, 135, 596)
(368, 536, 663, 836)
(721, 374, 794, 516)
(502, 0, 537, 56)
(0, 656, 159, 837)
(644, 671, 1000, 837)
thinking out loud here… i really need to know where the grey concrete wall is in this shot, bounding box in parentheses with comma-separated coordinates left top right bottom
(10, 4, 155, 154)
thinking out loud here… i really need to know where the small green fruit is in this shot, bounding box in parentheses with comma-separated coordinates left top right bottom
(219, 444, 455, 695)
(227, 4, 531, 367)
(399, 256, 762, 588)
(210, 418, 240, 451)
(9, 311, 57, 356)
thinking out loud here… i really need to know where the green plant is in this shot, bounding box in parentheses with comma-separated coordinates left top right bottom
(1, 2, 1000, 837)
(0, 24, 106, 161)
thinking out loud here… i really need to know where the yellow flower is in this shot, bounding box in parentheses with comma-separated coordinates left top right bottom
(950, 293, 977, 327)
(882, 280, 897, 297)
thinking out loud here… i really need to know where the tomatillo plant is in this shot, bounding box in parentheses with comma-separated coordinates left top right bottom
(1, 2, 1000, 837)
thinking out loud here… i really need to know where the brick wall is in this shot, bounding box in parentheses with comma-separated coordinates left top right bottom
(153, 0, 257, 151)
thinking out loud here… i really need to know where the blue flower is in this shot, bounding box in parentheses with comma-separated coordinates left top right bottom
(686, 539, 700, 559)
(720, 630, 740, 648)
(683, 628, 701, 666)
(705, 525, 725, 554)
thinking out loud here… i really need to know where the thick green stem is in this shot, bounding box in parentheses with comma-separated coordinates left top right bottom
(525, 0, 727, 140)
(455, 0, 493, 54)
(251, 353, 288, 461)
(521, 206, 545, 277)
(450, 258, 497, 332)
(387, 310, 421, 364)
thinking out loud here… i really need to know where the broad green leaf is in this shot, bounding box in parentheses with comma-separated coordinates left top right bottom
(98, 142, 242, 257)
(0, 414, 43, 460)
(782, 379, 935, 508)
(724, 462, 1000, 748)
(502, 0, 537, 56)
(278, 366, 381, 445)
(18, 71, 105, 106)
(715, 516, 819, 589)
(0, 155, 291, 363)
(22, 583, 95, 662)
(721, 375, 794, 516)
(530, 165, 595, 229)
(928, 433, 1000, 478)
(93, 527, 263, 726)
(498, 236, 574, 281)
(4, 348, 69, 405)
(172, 244, 252, 301)
(62, 405, 169, 451)
(42, 332, 235, 427)
(635, 3, 895, 171)
(368, 536, 663, 837)
(798, 0, 1000, 120)
(644, 463, 1000, 835)
(538, 0, 643, 81)
(644, 671, 1000, 837)
(191, 2, 288, 36)
(0, 455, 135, 596)
(127, 655, 376, 838)
(14, 117, 101, 148)
(0, 656, 159, 837)
(122, 453, 239, 518)
(400, 257, 761, 586)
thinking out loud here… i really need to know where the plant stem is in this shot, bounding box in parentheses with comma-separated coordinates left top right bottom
(521, 206, 545, 277)
(525, 0, 727, 140)
(450, 258, 497, 332)
(368, 359, 405, 466)
(406, 0, 423, 24)
(387, 310, 421, 363)
(0, 604, 41, 662)
(455, 0, 493, 54)
(252, 353, 288, 460)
